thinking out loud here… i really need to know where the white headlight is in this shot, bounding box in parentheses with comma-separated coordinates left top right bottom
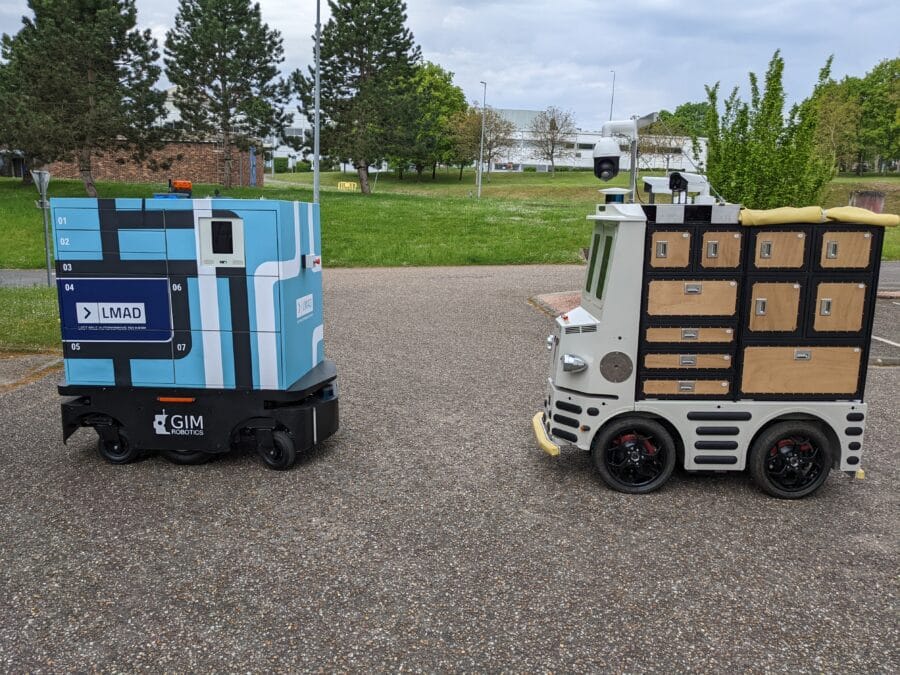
(562, 354, 587, 372)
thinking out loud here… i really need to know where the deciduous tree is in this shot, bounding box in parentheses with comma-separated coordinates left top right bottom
(528, 106, 576, 174)
(480, 107, 516, 177)
(813, 78, 862, 171)
(447, 107, 481, 180)
(408, 62, 467, 179)
(857, 58, 899, 173)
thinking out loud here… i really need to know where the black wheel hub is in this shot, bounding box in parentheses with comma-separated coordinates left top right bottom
(606, 432, 665, 487)
(765, 436, 824, 492)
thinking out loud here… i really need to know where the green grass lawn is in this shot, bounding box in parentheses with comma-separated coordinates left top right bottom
(0, 287, 60, 352)
(3, 171, 897, 268)
(1, 170, 897, 353)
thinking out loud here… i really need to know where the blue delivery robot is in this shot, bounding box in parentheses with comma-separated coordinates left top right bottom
(51, 195, 338, 469)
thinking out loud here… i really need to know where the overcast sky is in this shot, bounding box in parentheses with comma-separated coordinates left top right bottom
(2, 0, 897, 131)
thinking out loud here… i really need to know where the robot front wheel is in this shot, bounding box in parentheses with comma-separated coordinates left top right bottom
(96, 428, 143, 465)
(251, 428, 297, 470)
(92, 423, 298, 470)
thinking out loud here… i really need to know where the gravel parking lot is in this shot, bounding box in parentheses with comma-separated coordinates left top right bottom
(1, 265, 898, 672)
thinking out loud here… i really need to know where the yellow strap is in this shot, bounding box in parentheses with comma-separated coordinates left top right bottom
(739, 207, 824, 226)
(739, 205, 899, 227)
(824, 206, 899, 227)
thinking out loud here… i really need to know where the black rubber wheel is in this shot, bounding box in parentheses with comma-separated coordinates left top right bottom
(749, 421, 832, 499)
(591, 417, 676, 494)
(96, 430, 141, 464)
(159, 449, 213, 465)
(257, 430, 297, 470)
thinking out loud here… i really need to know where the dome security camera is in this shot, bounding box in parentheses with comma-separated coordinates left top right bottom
(592, 137, 621, 181)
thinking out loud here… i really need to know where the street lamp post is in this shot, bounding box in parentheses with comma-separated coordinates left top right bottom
(31, 170, 53, 287)
(313, 0, 322, 204)
(609, 70, 616, 121)
(477, 80, 487, 199)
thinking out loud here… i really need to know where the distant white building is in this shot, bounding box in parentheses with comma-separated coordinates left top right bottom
(493, 108, 707, 173)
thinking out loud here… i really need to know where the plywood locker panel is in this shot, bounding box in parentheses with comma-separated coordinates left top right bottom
(643, 353, 733, 369)
(647, 280, 738, 316)
(643, 379, 731, 396)
(741, 346, 861, 395)
(701, 231, 742, 269)
(649, 231, 691, 268)
(645, 326, 735, 344)
(819, 231, 872, 269)
(753, 231, 806, 269)
(748, 282, 801, 332)
(813, 282, 866, 332)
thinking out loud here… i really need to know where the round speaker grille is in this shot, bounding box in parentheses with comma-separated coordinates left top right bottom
(599, 351, 633, 383)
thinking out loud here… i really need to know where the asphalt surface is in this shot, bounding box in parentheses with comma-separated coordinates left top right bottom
(1, 265, 898, 672)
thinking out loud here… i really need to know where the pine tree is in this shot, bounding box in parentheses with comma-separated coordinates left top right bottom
(165, 0, 289, 187)
(293, 0, 421, 194)
(0, 0, 165, 196)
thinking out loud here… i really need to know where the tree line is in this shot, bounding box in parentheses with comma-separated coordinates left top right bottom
(703, 52, 898, 208)
(0, 0, 521, 196)
(1, 1, 896, 202)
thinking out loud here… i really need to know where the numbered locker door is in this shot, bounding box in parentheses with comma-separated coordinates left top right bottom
(748, 282, 802, 333)
(752, 231, 807, 270)
(811, 282, 867, 333)
(643, 353, 733, 370)
(644, 326, 736, 345)
(647, 280, 738, 316)
(741, 346, 861, 396)
(700, 231, 743, 269)
(818, 231, 873, 270)
(649, 230, 692, 269)
(642, 378, 732, 397)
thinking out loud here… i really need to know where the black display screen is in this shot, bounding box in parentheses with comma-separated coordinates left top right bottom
(211, 220, 234, 254)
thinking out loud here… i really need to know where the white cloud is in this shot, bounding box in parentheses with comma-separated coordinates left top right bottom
(2, 0, 897, 131)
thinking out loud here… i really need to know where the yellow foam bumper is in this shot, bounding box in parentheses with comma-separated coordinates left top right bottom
(532, 412, 560, 457)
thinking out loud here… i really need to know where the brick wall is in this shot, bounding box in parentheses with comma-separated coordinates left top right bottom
(46, 142, 265, 187)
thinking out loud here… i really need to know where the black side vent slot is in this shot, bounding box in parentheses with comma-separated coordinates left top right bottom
(552, 428, 578, 442)
(694, 441, 739, 450)
(694, 455, 739, 465)
(695, 426, 740, 436)
(552, 414, 580, 428)
(555, 401, 582, 414)
(687, 412, 751, 421)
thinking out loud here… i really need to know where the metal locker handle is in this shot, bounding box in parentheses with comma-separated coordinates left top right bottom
(681, 328, 698, 340)
(684, 283, 702, 295)
(826, 241, 839, 259)
(820, 298, 832, 316)
(755, 298, 767, 315)
(706, 241, 719, 258)
(678, 381, 695, 392)
(794, 350, 812, 361)
(679, 355, 697, 366)
(760, 241, 773, 258)
(656, 241, 668, 258)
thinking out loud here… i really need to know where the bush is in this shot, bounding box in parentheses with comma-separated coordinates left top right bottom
(523, 166, 537, 172)
(295, 160, 312, 172)
(273, 157, 289, 173)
